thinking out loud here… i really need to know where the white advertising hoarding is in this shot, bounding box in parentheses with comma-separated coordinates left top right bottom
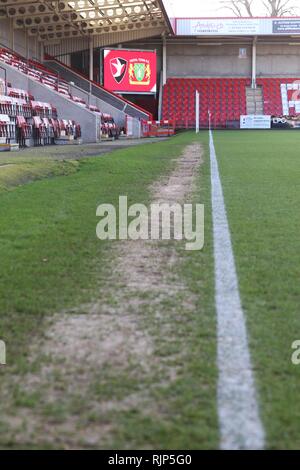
(176, 18, 300, 36)
(240, 115, 271, 129)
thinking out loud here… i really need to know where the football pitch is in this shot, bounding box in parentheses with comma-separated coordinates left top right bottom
(0, 130, 300, 449)
(213, 130, 300, 449)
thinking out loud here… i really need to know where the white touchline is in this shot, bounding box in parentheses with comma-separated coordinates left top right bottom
(209, 130, 265, 450)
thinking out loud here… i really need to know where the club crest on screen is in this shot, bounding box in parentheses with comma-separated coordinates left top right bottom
(110, 57, 127, 84)
(129, 60, 151, 86)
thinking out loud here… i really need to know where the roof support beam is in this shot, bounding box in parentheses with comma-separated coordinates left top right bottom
(34, 18, 165, 40)
(13, 11, 161, 29)
(0, 0, 170, 44)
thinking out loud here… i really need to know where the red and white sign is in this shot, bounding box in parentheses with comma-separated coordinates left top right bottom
(104, 49, 157, 94)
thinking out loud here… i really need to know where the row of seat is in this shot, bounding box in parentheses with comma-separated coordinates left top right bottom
(0, 49, 72, 98)
(1, 115, 81, 147)
(0, 48, 119, 140)
(162, 77, 300, 128)
(0, 48, 116, 117)
(273, 79, 300, 116)
(257, 78, 292, 116)
(0, 76, 81, 147)
(162, 78, 250, 128)
(0, 95, 58, 119)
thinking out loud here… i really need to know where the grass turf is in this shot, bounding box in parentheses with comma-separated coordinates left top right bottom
(0, 134, 191, 356)
(0, 132, 217, 449)
(104, 131, 218, 450)
(213, 130, 300, 449)
(0, 160, 80, 192)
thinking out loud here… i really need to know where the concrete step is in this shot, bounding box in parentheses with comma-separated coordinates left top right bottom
(246, 85, 264, 115)
(247, 109, 264, 114)
(246, 87, 263, 96)
(246, 101, 262, 108)
(247, 95, 262, 100)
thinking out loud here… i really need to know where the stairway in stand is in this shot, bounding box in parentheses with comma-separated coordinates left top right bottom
(246, 86, 264, 115)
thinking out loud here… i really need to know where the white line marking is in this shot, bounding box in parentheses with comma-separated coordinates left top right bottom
(209, 130, 265, 450)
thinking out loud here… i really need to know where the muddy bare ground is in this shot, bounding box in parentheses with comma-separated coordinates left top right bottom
(0, 142, 203, 449)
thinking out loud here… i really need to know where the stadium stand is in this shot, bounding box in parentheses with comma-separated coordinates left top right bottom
(162, 77, 300, 128)
(257, 78, 300, 117)
(162, 78, 250, 128)
(2, 4, 300, 137)
(0, 75, 81, 147)
(44, 55, 152, 123)
(0, 47, 149, 144)
(257, 78, 287, 116)
(0, 49, 71, 98)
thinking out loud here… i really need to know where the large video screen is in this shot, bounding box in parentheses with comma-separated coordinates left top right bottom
(103, 49, 157, 94)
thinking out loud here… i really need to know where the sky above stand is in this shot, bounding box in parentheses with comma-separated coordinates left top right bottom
(163, 0, 300, 17)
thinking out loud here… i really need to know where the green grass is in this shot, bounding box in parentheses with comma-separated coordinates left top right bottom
(104, 131, 218, 450)
(0, 132, 217, 449)
(213, 130, 300, 449)
(0, 134, 193, 359)
(0, 160, 79, 192)
(4, 129, 300, 449)
(170, 132, 217, 448)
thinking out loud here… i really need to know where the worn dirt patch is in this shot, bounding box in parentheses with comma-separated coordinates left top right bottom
(0, 142, 203, 449)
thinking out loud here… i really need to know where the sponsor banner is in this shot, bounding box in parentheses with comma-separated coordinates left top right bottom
(271, 116, 300, 128)
(103, 49, 157, 94)
(240, 115, 271, 129)
(273, 19, 300, 34)
(176, 17, 300, 36)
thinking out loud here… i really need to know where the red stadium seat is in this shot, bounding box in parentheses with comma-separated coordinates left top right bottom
(162, 78, 250, 128)
(162, 77, 300, 128)
(0, 47, 83, 146)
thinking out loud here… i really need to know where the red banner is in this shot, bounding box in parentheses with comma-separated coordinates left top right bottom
(103, 49, 157, 94)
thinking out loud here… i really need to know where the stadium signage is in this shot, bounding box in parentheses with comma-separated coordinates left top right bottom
(273, 19, 300, 34)
(271, 116, 300, 129)
(240, 115, 271, 129)
(176, 17, 300, 36)
(103, 49, 157, 94)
